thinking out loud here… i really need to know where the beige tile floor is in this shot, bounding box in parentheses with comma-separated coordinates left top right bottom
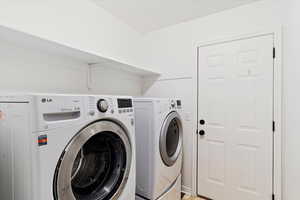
(182, 195, 206, 200)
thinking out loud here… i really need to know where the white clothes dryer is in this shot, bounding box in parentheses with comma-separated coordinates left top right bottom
(133, 98, 183, 200)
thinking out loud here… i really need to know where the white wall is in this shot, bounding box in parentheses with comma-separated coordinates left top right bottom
(90, 65, 143, 96)
(282, 1, 300, 199)
(141, 0, 283, 195)
(0, 39, 88, 94)
(0, 0, 146, 96)
(0, 0, 145, 68)
(0, 36, 143, 96)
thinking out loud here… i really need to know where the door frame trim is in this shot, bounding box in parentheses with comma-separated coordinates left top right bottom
(193, 27, 283, 200)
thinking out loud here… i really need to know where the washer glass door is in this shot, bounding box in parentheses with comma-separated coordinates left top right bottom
(53, 120, 132, 200)
(159, 111, 183, 167)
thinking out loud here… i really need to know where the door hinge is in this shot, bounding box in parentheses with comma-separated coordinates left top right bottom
(273, 121, 275, 132)
(273, 47, 276, 59)
(196, 129, 198, 135)
(272, 193, 275, 200)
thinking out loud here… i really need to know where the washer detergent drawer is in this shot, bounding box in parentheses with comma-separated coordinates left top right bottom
(34, 95, 85, 132)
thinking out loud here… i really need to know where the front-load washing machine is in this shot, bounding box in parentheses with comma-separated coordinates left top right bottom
(0, 94, 136, 200)
(133, 98, 183, 200)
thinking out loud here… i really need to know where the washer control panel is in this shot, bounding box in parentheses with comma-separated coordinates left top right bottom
(87, 96, 134, 117)
(87, 96, 114, 116)
(117, 98, 133, 114)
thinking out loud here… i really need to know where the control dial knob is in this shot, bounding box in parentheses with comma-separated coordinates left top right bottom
(171, 100, 176, 108)
(97, 99, 109, 113)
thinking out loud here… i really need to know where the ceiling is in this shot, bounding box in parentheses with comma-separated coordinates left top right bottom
(92, 0, 260, 33)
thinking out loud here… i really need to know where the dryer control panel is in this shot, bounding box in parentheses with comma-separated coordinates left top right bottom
(176, 100, 182, 109)
(170, 99, 182, 110)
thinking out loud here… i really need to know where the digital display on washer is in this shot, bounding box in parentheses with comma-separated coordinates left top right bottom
(117, 99, 133, 108)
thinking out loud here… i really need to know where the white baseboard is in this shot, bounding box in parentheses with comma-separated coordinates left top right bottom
(182, 185, 192, 196)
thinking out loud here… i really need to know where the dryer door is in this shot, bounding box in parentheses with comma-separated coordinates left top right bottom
(159, 111, 183, 167)
(53, 120, 132, 200)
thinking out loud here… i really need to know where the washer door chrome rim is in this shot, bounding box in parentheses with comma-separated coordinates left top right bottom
(159, 111, 183, 167)
(53, 120, 132, 200)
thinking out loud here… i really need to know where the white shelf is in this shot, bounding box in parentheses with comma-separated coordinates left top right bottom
(0, 25, 160, 77)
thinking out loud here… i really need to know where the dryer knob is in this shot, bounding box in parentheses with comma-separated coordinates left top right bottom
(97, 99, 109, 113)
(171, 101, 176, 108)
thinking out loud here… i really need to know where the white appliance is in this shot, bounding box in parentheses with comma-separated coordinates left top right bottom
(133, 98, 183, 200)
(0, 94, 136, 200)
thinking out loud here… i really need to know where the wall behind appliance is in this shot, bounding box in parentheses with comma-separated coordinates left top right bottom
(141, 0, 282, 195)
(0, 39, 143, 96)
(282, 1, 300, 199)
(90, 65, 143, 96)
(0, 0, 147, 96)
(0, 0, 145, 69)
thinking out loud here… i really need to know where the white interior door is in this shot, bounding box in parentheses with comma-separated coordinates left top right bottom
(197, 35, 274, 200)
